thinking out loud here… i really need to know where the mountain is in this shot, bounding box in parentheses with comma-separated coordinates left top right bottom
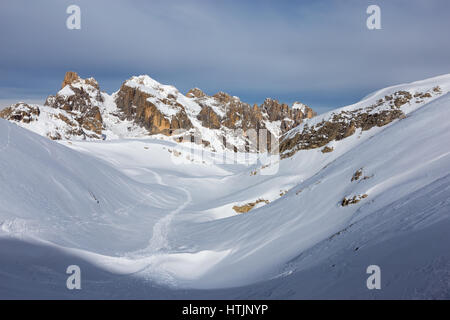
(0, 72, 107, 141)
(280, 78, 446, 158)
(1, 74, 450, 299)
(0, 72, 315, 151)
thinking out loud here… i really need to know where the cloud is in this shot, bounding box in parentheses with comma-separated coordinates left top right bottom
(1, 0, 450, 112)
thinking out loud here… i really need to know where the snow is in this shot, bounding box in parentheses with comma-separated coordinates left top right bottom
(263, 120, 282, 138)
(125, 75, 201, 118)
(58, 86, 75, 98)
(1, 74, 450, 298)
(285, 73, 450, 140)
(193, 95, 227, 118)
(291, 102, 307, 113)
(5, 74, 296, 152)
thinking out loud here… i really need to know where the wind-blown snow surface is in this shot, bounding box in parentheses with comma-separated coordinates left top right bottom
(1, 78, 450, 299)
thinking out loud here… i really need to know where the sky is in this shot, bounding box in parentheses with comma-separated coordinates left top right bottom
(1, 0, 450, 114)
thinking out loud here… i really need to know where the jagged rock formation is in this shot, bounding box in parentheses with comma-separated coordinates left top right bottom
(0, 103, 40, 124)
(44, 72, 104, 138)
(114, 78, 194, 135)
(186, 90, 315, 136)
(1, 72, 315, 149)
(61, 71, 80, 88)
(114, 76, 316, 151)
(280, 86, 444, 158)
(0, 72, 104, 140)
(2, 72, 448, 158)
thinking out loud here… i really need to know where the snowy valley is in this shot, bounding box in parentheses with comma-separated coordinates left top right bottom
(1, 73, 450, 299)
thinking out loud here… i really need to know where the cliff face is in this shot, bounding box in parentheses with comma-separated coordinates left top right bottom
(114, 82, 193, 135)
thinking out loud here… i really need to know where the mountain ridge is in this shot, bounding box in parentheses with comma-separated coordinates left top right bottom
(0, 71, 316, 151)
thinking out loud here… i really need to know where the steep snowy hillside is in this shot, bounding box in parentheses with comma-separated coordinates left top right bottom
(0, 118, 188, 254)
(1, 74, 449, 299)
(280, 74, 450, 157)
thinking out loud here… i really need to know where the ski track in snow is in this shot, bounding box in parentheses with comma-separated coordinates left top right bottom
(146, 185, 192, 253)
(128, 167, 192, 254)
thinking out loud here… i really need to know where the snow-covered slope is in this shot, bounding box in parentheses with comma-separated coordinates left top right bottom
(280, 74, 450, 157)
(0, 118, 188, 254)
(1, 74, 450, 298)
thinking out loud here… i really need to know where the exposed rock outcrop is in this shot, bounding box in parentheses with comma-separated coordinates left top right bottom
(280, 87, 443, 158)
(232, 199, 270, 213)
(197, 106, 221, 129)
(341, 194, 368, 206)
(0, 103, 40, 124)
(44, 71, 104, 138)
(115, 82, 193, 135)
(1, 72, 105, 140)
(189, 93, 315, 135)
(61, 71, 80, 88)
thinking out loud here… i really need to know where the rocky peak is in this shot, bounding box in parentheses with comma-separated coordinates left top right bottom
(186, 88, 206, 99)
(0, 71, 317, 150)
(114, 76, 194, 135)
(61, 71, 79, 88)
(61, 71, 101, 92)
(292, 101, 307, 112)
(84, 77, 100, 90)
(213, 91, 235, 104)
(186, 87, 315, 144)
(0, 72, 105, 140)
(43, 72, 104, 139)
(260, 98, 290, 117)
(257, 98, 316, 134)
(113, 75, 316, 150)
(292, 102, 315, 119)
(262, 97, 282, 105)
